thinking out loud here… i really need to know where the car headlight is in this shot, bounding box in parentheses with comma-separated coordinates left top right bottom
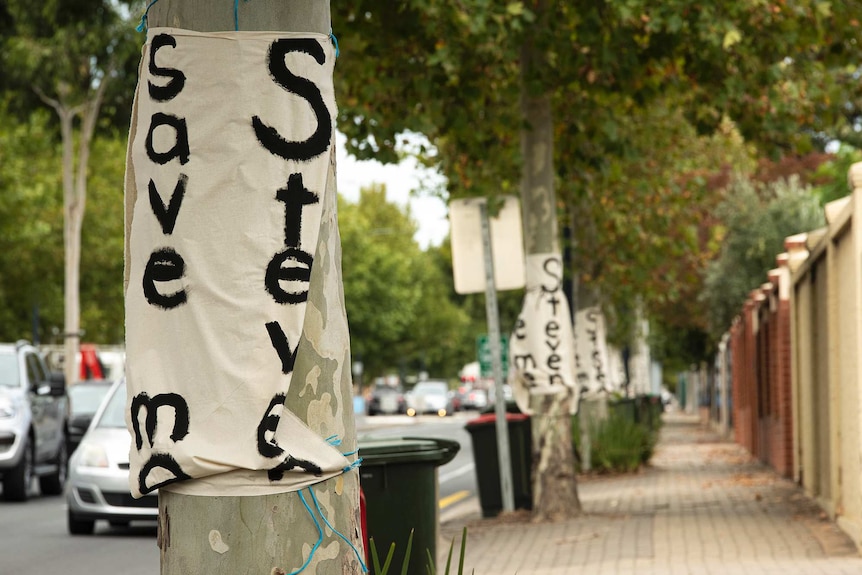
(77, 443, 109, 468)
(0, 396, 16, 418)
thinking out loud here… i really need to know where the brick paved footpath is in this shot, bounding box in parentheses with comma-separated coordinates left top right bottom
(439, 412, 862, 575)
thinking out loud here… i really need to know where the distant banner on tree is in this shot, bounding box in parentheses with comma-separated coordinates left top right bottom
(508, 253, 578, 414)
(575, 306, 613, 394)
(123, 29, 349, 497)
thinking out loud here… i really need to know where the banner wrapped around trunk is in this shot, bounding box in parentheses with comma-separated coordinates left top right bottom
(575, 306, 613, 394)
(123, 28, 349, 497)
(508, 253, 578, 414)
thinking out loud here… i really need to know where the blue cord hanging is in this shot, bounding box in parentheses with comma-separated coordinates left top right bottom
(286, 490, 325, 575)
(136, 0, 160, 32)
(285, 486, 368, 574)
(330, 29, 340, 58)
(310, 488, 369, 573)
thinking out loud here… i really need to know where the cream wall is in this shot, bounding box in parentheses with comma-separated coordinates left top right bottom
(787, 164, 862, 549)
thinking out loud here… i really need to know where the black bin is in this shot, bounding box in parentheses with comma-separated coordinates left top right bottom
(359, 436, 459, 574)
(465, 412, 532, 517)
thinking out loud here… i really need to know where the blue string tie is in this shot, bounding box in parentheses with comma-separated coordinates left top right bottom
(288, 487, 368, 574)
(310, 488, 368, 573)
(329, 29, 340, 58)
(136, 0, 160, 32)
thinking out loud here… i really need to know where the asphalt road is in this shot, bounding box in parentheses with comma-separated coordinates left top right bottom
(0, 412, 480, 575)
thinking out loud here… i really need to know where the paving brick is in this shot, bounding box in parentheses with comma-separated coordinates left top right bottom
(440, 411, 862, 575)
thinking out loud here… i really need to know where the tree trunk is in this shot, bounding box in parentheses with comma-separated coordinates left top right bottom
(519, 10, 582, 520)
(59, 106, 82, 387)
(143, 3, 363, 573)
(42, 69, 108, 386)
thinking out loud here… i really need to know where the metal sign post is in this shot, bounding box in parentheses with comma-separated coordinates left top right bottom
(479, 200, 515, 513)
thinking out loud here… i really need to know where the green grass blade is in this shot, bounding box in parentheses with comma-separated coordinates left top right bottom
(443, 537, 454, 574)
(381, 542, 395, 575)
(399, 529, 414, 575)
(457, 527, 468, 575)
(369, 538, 382, 575)
(425, 548, 436, 575)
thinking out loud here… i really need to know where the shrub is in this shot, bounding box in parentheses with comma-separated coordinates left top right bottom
(591, 412, 650, 472)
(571, 397, 661, 473)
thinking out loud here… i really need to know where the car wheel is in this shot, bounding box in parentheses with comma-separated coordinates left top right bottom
(2, 439, 33, 502)
(68, 510, 95, 535)
(40, 439, 68, 496)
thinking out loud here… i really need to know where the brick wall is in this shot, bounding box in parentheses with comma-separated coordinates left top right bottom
(729, 276, 794, 478)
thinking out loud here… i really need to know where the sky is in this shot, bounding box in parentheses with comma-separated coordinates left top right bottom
(335, 132, 449, 249)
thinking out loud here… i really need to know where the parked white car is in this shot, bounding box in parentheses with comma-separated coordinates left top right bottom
(0, 341, 68, 502)
(66, 378, 158, 534)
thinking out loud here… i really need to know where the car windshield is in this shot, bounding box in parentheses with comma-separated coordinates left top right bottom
(0, 351, 19, 388)
(69, 383, 112, 414)
(412, 382, 447, 395)
(96, 381, 127, 429)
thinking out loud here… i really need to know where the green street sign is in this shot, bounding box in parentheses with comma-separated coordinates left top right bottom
(477, 334, 509, 378)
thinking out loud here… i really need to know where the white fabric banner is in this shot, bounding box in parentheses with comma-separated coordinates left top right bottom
(124, 28, 348, 497)
(575, 306, 613, 394)
(508, 253, 578, 414)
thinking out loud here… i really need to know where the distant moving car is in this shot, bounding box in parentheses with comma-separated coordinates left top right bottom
(460, 387, 488, 411)
(66, 379, 114, 454)
(0, 341, 68, 502)
(406, 380, 454, 417)
(366, 384, 406, 415)
(67, 378, 158, 535)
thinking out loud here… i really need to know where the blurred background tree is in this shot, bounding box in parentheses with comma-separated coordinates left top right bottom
(1, 0, 862, 385)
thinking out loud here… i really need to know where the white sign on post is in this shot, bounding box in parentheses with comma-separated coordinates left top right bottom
(124, 28, 350, 498)
(449, 196, 525, 294)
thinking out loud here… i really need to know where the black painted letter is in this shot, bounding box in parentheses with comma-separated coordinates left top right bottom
(276, 173, 319, 248)
(265, 321, 299, 374)
(148, 174, 187, 235)
(252, 38, 331, 162)
(143, 248, 188, 309)
(130, 392, 191, 451)
(146, 113, 190, 165)
(257, 394, 286, 458)
(148, 34, 186, 102)
(264, 248, 312, 305)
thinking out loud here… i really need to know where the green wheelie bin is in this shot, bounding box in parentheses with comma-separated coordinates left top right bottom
(358, 436, 460, 574)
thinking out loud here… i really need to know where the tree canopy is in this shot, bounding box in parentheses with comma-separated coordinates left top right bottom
(332, 0, 862, 363)
(0, 0, 141, 132)
(701, 174, 826, 339)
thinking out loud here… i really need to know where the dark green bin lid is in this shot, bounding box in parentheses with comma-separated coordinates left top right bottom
(358, 436, 460, 466)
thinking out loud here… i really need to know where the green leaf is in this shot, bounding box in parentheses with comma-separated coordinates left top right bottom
(506, 2, 524, 16)
(722, 28, 742, 50)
